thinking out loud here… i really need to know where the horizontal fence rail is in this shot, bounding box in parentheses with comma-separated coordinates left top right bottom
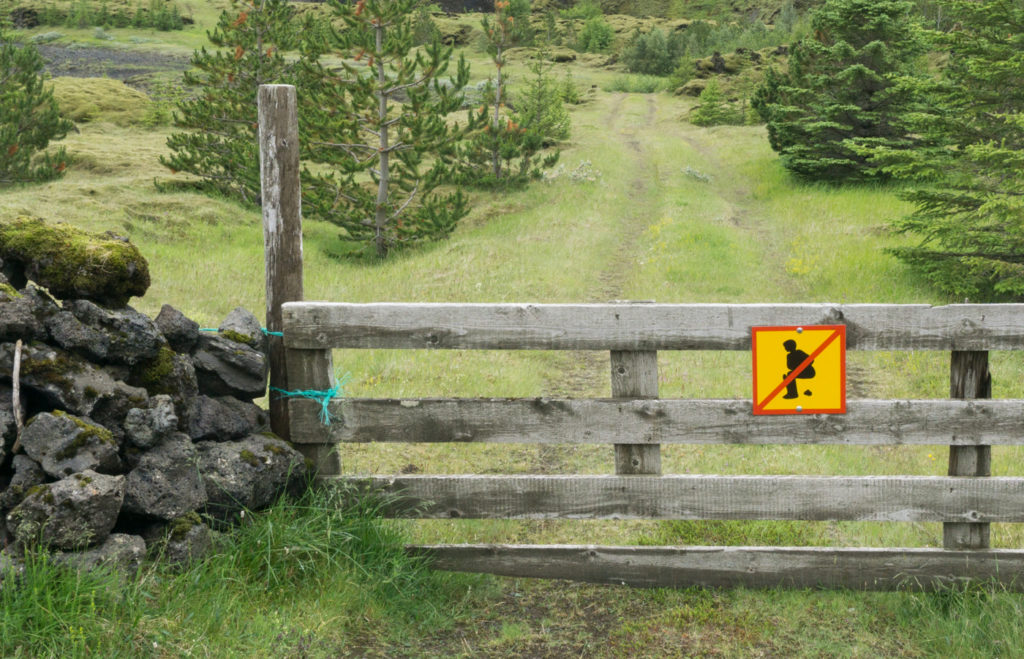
(288, 398, 1024, 446)
(332, 475, 1024, 522)
(411, 545, 1024, 591)
(282, 302, 1024, 351)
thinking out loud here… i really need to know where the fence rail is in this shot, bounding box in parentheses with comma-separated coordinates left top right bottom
(288, 397, 1024, 446)
(282, 302, 1024, 351)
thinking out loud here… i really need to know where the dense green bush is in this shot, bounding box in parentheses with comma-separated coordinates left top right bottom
(559, 0, 602, 20)
(689, 78, 742, 126)
(752, 0, 922, 181)
(575, 16, 614, 52)
(621, 27, 686, 76)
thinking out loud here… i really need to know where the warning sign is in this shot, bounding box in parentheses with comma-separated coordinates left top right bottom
(751, 325, 846, 415)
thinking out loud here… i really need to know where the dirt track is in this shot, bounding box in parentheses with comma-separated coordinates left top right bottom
(38, 43, 188, 79)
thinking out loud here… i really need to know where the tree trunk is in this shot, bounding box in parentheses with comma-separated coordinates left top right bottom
(492, 44, 503, 181)
(374, 21, 389, 258)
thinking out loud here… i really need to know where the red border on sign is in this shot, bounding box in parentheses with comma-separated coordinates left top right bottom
(751, 325, 846, 416)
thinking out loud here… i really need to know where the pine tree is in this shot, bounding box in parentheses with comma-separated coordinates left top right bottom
(301, 0, 472, 258)
(752, 0, 922, 181)
(867, 0, 1024, 299)
(0, 24, 72, 185)
(160, 0, 300, 205)
(455, 0, 557, 188)
(690, 78, 740, 127)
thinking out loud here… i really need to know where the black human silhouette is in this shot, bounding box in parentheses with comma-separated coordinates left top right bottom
(782, 339, 815, 399)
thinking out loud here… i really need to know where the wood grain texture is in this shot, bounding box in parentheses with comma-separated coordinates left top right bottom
(287, 397, 1024, 446)
(283, 348, 339, 475)
(611, 350, 660, 475)
(259, 84, 303, 443)
(328, 474, 1024, 522)
(410, 544, 1024, 591)
(281, 302, 1024, 351)
(946, 351, 993, 550)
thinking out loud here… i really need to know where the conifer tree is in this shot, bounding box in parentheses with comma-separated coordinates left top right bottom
(161, 0, 300, 205)
(752, 0, 921, 181)
(867, 0, 1024, 299)
(455, 0, 558, 188)
(301, 0, 472, 258)
(0, 24, 72, 185)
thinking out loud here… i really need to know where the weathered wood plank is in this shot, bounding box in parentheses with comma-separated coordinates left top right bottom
(281, 302, 1024, 351)
(288, 398, 1024, 446)
(259, 84, 304, 443)
(410, 544, 1024, 591)
(946, 351, 993, 550)
(612, 350, 660, 475)
(284, 348, 339, 475)
(328, 474, 1024, 522)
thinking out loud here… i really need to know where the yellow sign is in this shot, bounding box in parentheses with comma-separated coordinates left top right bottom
(752, 325, 846, 415)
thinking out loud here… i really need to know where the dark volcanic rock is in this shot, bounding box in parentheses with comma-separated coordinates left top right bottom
(0, 342, 147, 419)
(191, 335, 267, 401)
(154, 304, 199, 353)
(47, 300, 166, 366)
(0, 217, 150, 307)
(196, 435, 306, 520)
(21, 412, 121, 479)
(130, 348, 198, 421)
(0, 455, 47, 510)
(0, 386, 19, 468)
(123, 433, 206, 520)
(186, 395, 267, 442)
(54, 533, 146, 573)
(7, 470, 125, 550)
(218, 307, 266, 352)
(143, 513, 213, 565)
(123, 395, 178, 449)
(0, 284, 59, 343)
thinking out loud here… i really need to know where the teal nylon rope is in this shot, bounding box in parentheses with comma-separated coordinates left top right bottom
(199, 327, 284, 337)
(270, 372, 350, 426)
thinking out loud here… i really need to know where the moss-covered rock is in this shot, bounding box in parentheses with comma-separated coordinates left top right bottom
(0, 217, 150, 307)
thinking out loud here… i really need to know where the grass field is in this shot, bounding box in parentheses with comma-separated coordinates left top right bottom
(4, 8, 1024, 656)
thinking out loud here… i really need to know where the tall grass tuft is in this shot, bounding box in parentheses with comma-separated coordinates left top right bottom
(1, 552, 145, 657)
(1, 486, 483, 656)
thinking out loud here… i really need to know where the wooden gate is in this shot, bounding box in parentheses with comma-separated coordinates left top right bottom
(278, 301, 1024, 590)
(254, 83, 1024, 590)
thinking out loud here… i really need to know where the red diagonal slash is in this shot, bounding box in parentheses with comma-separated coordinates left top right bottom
(755, 329, 842, 412)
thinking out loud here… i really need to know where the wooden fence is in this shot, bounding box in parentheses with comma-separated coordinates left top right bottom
(255, 84, 1024, 590)
(276, 301, 1024, 590)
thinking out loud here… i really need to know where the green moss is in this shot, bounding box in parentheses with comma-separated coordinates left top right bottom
(220, 329, 252, 346)
(83, 385, 100, 399)
(51, 411, 116, 460)
(0, 216, 150, 306)
(49, 77, 152, 127)
(73, 473, 93, 487)
(19, 351, 80, 396)
(168, 511, 202, 540)
(27, 484, 55, 505)
(136, 346, 176, 393)
(0, 282, 21, 298)
(263, 442, 285, 456)
(239, 449, 261, 468)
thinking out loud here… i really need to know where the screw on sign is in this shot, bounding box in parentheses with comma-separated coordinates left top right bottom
(751, 325, 846, 415)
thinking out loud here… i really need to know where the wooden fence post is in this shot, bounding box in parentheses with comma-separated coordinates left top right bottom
(259, 84, 303, 444)
(612, 350, 661, 474)
(944, 350, 991, 549)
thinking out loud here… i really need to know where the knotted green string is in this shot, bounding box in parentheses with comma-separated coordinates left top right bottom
(270, 373, 350, 425)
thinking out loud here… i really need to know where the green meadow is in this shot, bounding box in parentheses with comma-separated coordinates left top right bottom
(3, 6, 1024, 655)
